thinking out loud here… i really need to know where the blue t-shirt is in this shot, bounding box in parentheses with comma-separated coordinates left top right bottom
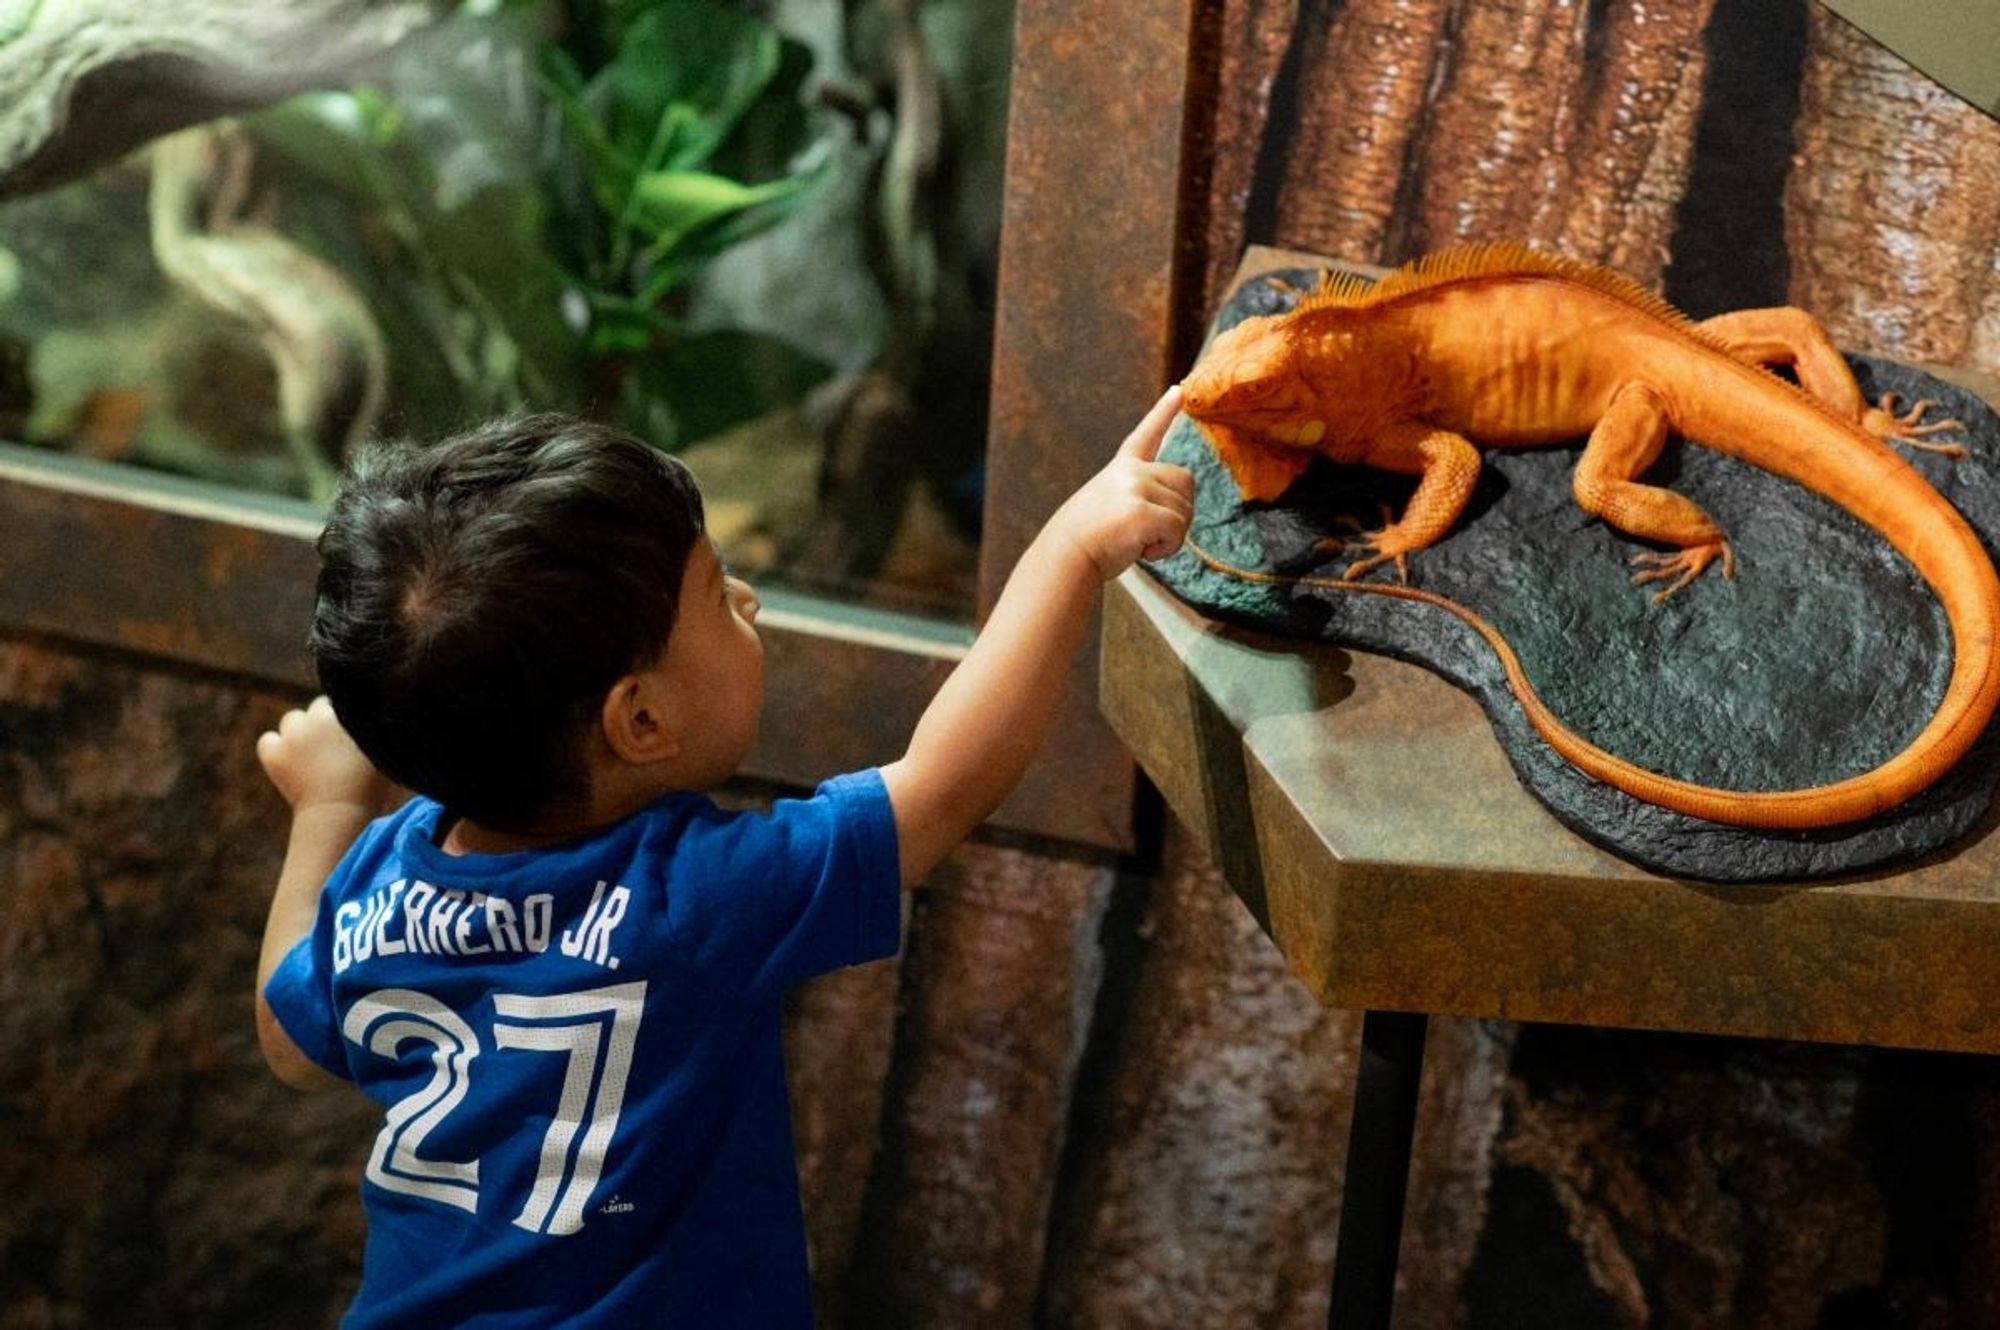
(264, 770, 901, 1329)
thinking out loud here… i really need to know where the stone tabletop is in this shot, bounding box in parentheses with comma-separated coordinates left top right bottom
(1101, 566, 2000, 1055)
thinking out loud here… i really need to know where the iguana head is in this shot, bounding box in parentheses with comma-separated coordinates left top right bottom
(1179, 314, 1321, 444)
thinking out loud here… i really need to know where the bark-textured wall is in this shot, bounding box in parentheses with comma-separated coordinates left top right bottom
(1200, 0, 2000, 373)
(1786, 6, 2000, 371)
(1175, 0, 2000, 1325)
(1035, 833, 1353, 1329)
(845, 847, 1111, 1326)
(1202, 0, 1721, 307)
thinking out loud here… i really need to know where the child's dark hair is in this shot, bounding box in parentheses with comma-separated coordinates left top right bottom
(310, 412, 705, 829)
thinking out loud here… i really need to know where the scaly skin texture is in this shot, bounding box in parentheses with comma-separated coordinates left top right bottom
(1179, 243, 2000, 830)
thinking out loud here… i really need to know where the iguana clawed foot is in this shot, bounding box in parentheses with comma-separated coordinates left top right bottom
(1342, 541, 1413, 583)
(1310, 504, 1416, 582)
(1630, 541, 1735, 604)
(1866, 391, 1968, 458)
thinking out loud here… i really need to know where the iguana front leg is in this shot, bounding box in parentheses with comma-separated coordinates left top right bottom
(1574, 382, 1735, 603)
(1197, 419, 1318, 503)
(1697, 307, 1966, 455)
(1337, 420, 1482, 581)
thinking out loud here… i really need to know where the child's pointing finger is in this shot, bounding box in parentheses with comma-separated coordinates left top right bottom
(1117, 384, 1185, 462)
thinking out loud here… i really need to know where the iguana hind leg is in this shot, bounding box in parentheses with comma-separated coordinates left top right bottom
(1575, 382, 1734, 604)
(1697, 307, 1967, 455)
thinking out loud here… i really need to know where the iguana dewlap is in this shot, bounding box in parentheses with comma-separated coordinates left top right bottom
(1178, 243, 2000, 831)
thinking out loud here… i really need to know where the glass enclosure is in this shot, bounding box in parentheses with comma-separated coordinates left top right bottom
(0, 0, 1010, 618)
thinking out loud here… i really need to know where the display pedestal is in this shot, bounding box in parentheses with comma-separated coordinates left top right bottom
(1099, 568, 2000, 1326)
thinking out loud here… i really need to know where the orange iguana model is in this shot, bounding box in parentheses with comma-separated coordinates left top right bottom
(1177, 243, 2000, 831)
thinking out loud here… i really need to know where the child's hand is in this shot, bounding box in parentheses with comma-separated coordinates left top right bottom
(254, 697, 401, 1090)
(1051, 385, 1196, 581)
(256, 696, 403, 815)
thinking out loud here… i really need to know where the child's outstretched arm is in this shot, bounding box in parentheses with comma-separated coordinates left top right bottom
(253, 696, 403, 1089)
(881, 385, 1193, 885)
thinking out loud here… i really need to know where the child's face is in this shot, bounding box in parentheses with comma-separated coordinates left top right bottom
(657, 537, 765, 786)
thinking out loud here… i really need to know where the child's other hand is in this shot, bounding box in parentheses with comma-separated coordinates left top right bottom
(257, 696, 403, 815)
(1052, 385, 1195, 581)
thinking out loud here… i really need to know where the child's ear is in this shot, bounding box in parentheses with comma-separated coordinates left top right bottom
(600, 672, 682, 765)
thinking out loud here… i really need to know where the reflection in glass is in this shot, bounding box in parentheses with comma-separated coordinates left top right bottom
(0, 0, 1010, 618)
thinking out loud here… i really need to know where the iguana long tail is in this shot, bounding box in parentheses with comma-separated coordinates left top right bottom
(1181, 530, 1997, 829)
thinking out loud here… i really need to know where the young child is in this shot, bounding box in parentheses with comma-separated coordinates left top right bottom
(254, 391, 1191, 1328)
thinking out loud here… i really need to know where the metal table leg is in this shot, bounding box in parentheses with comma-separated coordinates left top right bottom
(1327, 1010, 1429, 1329)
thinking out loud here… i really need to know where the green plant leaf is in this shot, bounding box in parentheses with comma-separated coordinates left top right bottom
(600, 0, 783, 173)
(661, 151, 831, 268)
(626, 169, 811, 257)
(542, 50, 634, 223)
(702, 33, 818, 184)
(583, 291, 670, 355)
(426, 182, 582, 397)
(630, 326, 833, 447)
(537, 0, 837, 312)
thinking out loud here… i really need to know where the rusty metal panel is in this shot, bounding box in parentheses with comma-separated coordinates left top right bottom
(985, 0, 1200, 851)
(0, 447, 325, 687)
